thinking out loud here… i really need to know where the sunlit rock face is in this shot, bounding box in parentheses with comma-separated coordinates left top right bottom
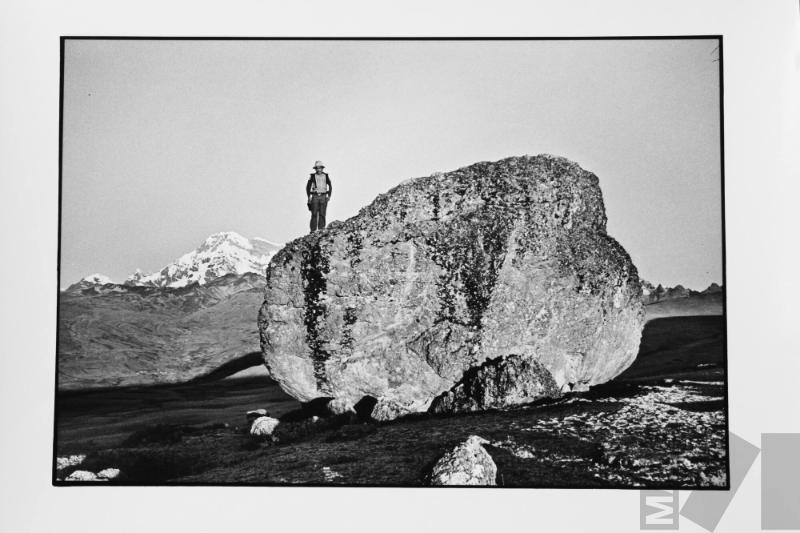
(258, 154, 644, 414)
(429, 435, 497, 486)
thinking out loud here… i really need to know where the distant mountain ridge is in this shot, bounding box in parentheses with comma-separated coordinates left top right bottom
(58, 272, 267, 391)
(59, 231, 283, 390)
(640, 280, 722, 304)
(66, 273, 114, 293)
(641, 280, 724, 320)
(65, 232, 281, 292)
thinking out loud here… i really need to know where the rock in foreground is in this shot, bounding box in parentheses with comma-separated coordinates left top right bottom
(429, 435, 497, 486)
(96, 468, 121, 480)
(259, 154, 644, 414)
(246, 409, 269, 423)
(250, 416, 280, 438)
(65, 470, 99, 482)
(56, 454, 86, 471)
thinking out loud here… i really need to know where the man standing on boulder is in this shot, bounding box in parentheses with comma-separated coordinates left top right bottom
(306, 160, 332, 233)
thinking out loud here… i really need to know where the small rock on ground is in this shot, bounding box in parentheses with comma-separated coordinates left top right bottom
(371, 398, 428, 421)
(96, 468, 121, 480)
(250, 416, 280, 438)
(246, 409, 269, 422)
(65, 470, 101, 482)
(56, 454, 86, 471)
(429, 435, 497, 486)
(326, 398, 356, 416)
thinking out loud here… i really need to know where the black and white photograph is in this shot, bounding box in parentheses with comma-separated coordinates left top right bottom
(2, 2, 798, 532)
(54, 37, 727, 487)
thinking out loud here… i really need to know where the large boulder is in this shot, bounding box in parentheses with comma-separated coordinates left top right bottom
(258, 154, 644, 413)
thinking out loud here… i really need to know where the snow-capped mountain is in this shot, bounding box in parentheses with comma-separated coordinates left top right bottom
(59, 271, 270, 390)
(83, 273, 113, 285)
(122, 232, 282, 289)
(64, 273, 115, 293)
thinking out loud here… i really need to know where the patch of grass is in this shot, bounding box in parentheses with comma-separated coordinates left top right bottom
(324, 423, 377, 443)
(121, 423, 228, 447)
(272, 414, 356, 444)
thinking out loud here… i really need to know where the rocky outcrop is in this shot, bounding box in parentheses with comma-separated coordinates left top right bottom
(259, 154, 644, 414)
(429, 435, 497, 486)
(429, 353, 561, 414)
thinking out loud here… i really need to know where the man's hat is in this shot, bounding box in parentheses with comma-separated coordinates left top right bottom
(313, 160, 325, 169)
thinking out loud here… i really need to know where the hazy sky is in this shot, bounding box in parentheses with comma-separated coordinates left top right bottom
(62, 39, 722, 289)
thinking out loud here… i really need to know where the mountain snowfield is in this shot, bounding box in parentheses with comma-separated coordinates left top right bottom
(64, 273, 115, 292)
(67, 232, 283, 290)
(125, 232, 282, 288)
(81, 273, 113, 285)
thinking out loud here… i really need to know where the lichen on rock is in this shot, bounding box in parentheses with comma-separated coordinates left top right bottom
(258, 154, 645, 413)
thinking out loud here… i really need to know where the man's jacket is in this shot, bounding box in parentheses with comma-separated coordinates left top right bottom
(306, 172, 332, 198)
